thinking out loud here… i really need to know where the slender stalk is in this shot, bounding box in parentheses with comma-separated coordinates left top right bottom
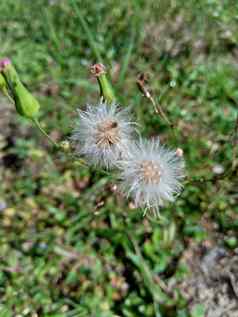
(32, 119, 59, 148)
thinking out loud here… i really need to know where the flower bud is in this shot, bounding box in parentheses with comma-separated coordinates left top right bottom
(0, 58, 40, 119)
(90, 63, 115, 103)
(0, 58, 11, 71)
(0, 73, 7, 95)
(0, 73, 6, 91)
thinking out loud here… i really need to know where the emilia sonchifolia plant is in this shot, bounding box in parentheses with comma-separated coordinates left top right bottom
(0, 58, 185, 217)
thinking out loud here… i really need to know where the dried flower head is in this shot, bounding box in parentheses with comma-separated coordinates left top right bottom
(119, 138, 185, 215)
(72, 101, 135, 168)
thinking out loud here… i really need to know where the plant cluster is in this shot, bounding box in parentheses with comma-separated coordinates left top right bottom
(0, 59, 185, 216)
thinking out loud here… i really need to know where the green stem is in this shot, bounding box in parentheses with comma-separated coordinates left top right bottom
(33, 119, 59, 148)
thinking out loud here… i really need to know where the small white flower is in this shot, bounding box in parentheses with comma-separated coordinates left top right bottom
(71, 101, 135, 168)
(118, 138, 185, 215)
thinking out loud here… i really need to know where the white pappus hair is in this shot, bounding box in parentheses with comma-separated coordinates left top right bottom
(71, 100, 135, 169)
(118, 138, 185, 216)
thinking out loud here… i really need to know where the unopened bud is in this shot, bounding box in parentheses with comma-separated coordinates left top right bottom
(0, 73, 6, 92)
(0, 59, 9, 95)
(13, 81, 40, 119)
(0, 58, 11, 71)
(0, 58, 40, 119)
(90, 63, 106, 77)
(91, 63, 115, 103)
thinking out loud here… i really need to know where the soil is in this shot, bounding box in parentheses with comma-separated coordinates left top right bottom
(179, 244, 238, 317)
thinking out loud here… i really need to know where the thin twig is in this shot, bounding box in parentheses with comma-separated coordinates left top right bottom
(136, 73, 172, 127)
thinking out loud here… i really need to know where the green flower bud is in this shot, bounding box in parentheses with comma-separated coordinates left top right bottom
(90, 63, 115, 103)
(12, 81, 40, 119)
(0, 73, 6, 91)
(0, 72, 10, 99)
(0, 58, 40, 119)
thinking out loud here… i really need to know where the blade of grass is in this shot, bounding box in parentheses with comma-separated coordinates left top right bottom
(126, 234, 169, 305)
(42, 8, 65, 66)
(118, 28, 135, 86)
(70, 0, 102, 62)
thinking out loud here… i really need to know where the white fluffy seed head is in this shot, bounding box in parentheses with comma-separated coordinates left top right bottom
(71, 101, 135, 169)
(118, 138, 185, 215)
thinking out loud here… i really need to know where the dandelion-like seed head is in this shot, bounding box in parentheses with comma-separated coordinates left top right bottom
(140, 160, 161, 185)
(119, 138, 185, 215)
(72, 101, 135, 168)
(95, 119, 120, 148)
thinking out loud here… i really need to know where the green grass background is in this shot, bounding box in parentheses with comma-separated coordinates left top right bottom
(0, 0, 237, 316)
